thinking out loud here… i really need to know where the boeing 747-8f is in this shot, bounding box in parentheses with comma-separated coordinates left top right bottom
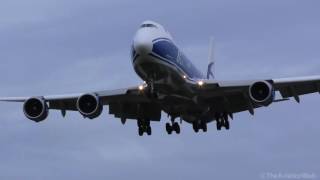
(1, 21, 320, 136)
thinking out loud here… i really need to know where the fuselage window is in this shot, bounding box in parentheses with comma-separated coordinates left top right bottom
(140, 24, 157, 28)
(152, 40, 178, 62)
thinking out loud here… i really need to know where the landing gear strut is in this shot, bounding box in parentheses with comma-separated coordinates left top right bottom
(137, 119, 152, 136)
(166, 116, 180, 134)
(193, 121, 207, 133)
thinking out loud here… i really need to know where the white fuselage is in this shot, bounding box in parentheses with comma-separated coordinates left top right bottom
(132, 21, 204, 95)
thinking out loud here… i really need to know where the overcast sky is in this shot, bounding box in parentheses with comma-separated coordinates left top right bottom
(0, 0, 319, 179)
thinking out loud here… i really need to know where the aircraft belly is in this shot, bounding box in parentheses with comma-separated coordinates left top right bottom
(133, 55, 185, 86)
(133, 55, 215, 124)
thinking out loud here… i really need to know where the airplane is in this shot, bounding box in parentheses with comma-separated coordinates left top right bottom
(1, 20, 320, 136)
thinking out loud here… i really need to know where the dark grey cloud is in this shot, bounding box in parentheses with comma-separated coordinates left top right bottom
(0, 0, 319, 179)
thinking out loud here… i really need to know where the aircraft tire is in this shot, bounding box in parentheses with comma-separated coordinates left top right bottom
(201, 122, 207, 132)
(216, 121, 222, 131)
(193, 122, 199, 133)
(225, 120, 230, 130)
(173, 122, 180, 134)
(146, 126, 152, 136)
(166, 123, 172, 134)
(138, 127, 144, 136)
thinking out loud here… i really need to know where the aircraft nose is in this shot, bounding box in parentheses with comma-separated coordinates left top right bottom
(133, 32, 152, 55)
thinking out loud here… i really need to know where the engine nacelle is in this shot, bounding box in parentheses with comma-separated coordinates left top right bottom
(249, 81, 275, 106)
(23, 97, 49, 122)
(76, 93, 102, 119)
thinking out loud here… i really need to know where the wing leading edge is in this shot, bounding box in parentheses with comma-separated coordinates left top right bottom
(0, 86, 162, 122)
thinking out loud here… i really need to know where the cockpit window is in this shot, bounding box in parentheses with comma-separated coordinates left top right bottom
(140, 24, 157, 28)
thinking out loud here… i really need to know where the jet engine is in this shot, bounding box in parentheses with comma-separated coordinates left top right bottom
(23, 97, 49, 122)
(248, 81, 275, 106)
(76, 93, 102, 119)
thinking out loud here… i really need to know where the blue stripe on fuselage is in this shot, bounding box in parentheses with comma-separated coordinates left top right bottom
(150, 39, 204, 79)
(147, 53, 193, 80)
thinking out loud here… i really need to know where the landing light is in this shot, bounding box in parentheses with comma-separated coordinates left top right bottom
(197, 80, 204, 86)
(138, 85, 144, 91)
(183, 75, 187, 79)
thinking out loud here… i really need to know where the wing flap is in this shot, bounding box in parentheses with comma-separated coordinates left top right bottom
(273, 75, 320, 100)
(205, 91, 258, 114)
(277, 83, 318, 99)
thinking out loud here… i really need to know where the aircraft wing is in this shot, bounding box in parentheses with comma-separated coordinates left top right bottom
(197, 75, 320, 115)
(0, 86, 162, 122)
(1, 75, 320, 123)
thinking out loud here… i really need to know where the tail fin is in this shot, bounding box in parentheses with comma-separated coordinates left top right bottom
(206, 37, 215, 79)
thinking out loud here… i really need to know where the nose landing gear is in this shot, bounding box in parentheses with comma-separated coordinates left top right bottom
(192, 121, 207, 133)
(216, 113, 230, 131)
(137, 119, 152, 136)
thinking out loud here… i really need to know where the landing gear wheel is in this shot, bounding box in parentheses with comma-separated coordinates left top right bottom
(138, 127, 144, 136)
(193, 122, 199, 133)
(137, 119, 152, 136)
(202, 123, 207, 132)
(146, 126, 152, 135)
(225, 120, 230, 130)
(216, 121, 222, 131)
(173, 122, 180, 134)
(200, 121, 207, 132)
(166, 123, 172, 134)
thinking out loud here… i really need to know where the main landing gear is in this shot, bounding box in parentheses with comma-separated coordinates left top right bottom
(216, 113, 230, 131)
(192, 121, 207, 133)
(137, 119, 152, 136)
(165, 117, 180, 134)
